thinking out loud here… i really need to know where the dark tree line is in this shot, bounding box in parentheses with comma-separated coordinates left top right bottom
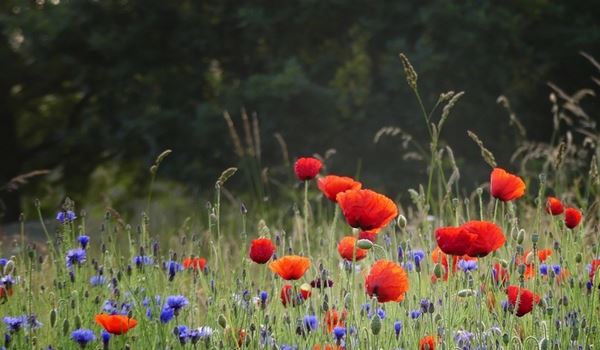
(1, 0, 599, 222)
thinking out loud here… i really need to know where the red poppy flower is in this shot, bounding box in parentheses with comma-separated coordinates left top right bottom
(337, 236, 368, 261)
(506, 285, 540, 316)
(280, 283, 310, 307)
(564, 207, 582, 229)
(365, 260, 409, 303)
(492, 263, 509, 284)
(95, 314, 138, 335)
(358, 230, 379, 242)
(294, 157, 322, 181)
(490, 168, 526, 202)
(435, 226, 474, 256)
(337, 189, 398, 231)
(419, 335, 436, 350)
(536, 249, 552, 262)
(324, 309, 347, 333)
(435, 221, 505, 257)
(248, 238, 275, 264)
(182, 257, 206, 270)
(589, 259, 600, 280)
(313, 345, 342, 350)
(317, 175, 362, 202)
(546, 197, 564, 215)
(268, 255, 311, 280)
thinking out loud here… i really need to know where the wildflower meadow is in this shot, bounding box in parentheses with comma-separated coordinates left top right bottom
(1, 53, 600, 350)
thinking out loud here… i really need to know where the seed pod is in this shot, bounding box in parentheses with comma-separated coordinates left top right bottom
(356, 239, 373, 250)
(433, 264, 444, 278)
(50, 309, 57, 328)
(74, 314, 82, 329)
(575, 253, 582, 263)
(62, 319, 69, 336)
(540, 338, 549, 350)
(370, 315, 381, 335)
(457, 289, 475, 297)
(397, 215, 407, 229)
(218, 314, 227, 328)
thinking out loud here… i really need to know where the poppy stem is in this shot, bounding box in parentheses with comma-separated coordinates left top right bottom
(493, 199, 499, 222)
(304, 181, 311, 256)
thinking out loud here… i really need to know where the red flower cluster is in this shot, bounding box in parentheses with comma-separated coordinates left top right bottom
(182, 257, 206, 270)
(435, 221, 505, 257)
(545, 196, 582, 229)
(280, 283, 311, 307)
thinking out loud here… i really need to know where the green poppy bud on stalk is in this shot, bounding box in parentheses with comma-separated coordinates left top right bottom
(397, 215, 407, 229)
(356, 239, 373, 250)
(218, 314, 227, 328)
(50, 309, 57, 328)
(433, 264, 444, 279)
(370, 314, 381, 335)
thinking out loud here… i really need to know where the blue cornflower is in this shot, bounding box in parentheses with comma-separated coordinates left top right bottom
(77, 235, 90, 249)
(376, 308, 386, 320)
(540, 264, 548, 276)
(89, 275, 106, 287)
(403, 261, 414, 272)
(164, 261, 183, 280)
(411, 250, 425, 265)
(303, 315, 318, 332)
(165, 295, 189, 313)
(25, 315, 42, 330)
(0, 259, 7, 267)
(454, 330, 474, 347)
(458, 259, 477, 272)
(333, 326, 346, 341)
(188, 328, 201, 344)
(420, 299, 431, 312)
(56, 210, 77, 223)
(102, 300, 118, 314)
(3, 316, 25, 332)
(133, 256, 154, 267)
(280, 345, 298, 350)
(65, 248, 86, 269)
(361, 303, 371, 316)
(160, 308, 175, 324)
(0, 276, 15, 288)
(501, 300, 509, 311)
(409, 310, 421, 320)
(175, 325, 189, 344)
(100, 330, 110, 348)
(259, 291, 268, 304)
(71, 329, 95, 348)
(394, 321, 402, 337)
(397, 245, 404, 260)
(552, 264, 561, 275)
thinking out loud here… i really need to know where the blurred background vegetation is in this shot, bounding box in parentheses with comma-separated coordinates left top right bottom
(1, 0, 599, 225)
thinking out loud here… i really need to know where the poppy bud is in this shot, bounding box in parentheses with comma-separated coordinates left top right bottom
(502, 333, 510, 344)
(397, 215, 407, 229)
(531, 233, 539, 244)
(218, 314, 227, 328)
(433, 264, 444, 279)
(517, 230, 525, 244)
(575, 253, 582, 263)
(299, 283, 312, 300)
(356, 239, 373, 250)
(74, 314, 82, 330)
(62, 319, 69, 336)
(50, 309, 57, 328)
(539, 338, 549, 350)
(370, 314, 381, 335)
(457, 289, 474, 297)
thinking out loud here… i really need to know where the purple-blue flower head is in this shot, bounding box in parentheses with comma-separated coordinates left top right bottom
(77, 235, 90, 249)
(0, 259, 7, 267)
(160, 308, 175, 324)
(175, 325, 189, 344)
(540, 264, 548, 276)
(101, 330, 110, 347)
(552, 264, 561, 275)
(165, 295, 189, 313)
(411, 250, 425, 266)
(332, 326, 346, 340)
(458, 259, 477, 272)
(409, 310, 421, 320)
(66, 248, 86, 269)
(71, 329, 95, 348)
(56, 210, 77, 224)
(394, 321, 402, 336)
(454, 330, 474, 347)
(133, 256, 154, 267)
(3, 316, 25, 332)
(303, 315, 318, 332)
(259, 291, 268, 304)
(89, 275, 106, 287)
